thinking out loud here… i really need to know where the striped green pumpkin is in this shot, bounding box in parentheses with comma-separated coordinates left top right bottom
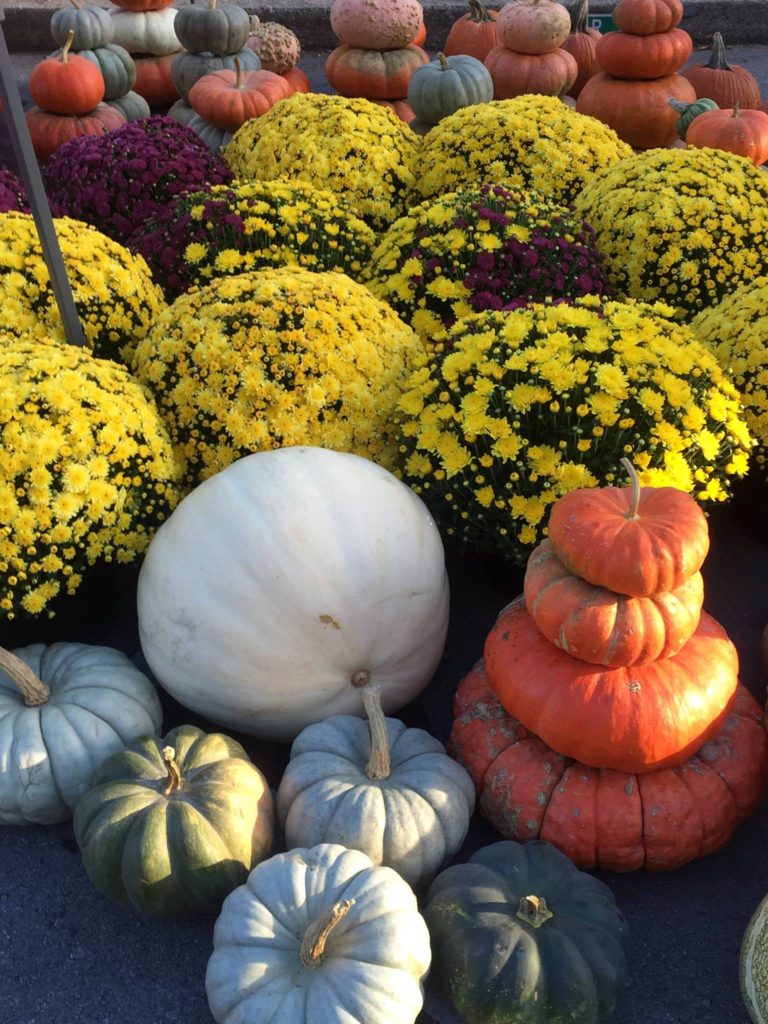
(741, 896, 768, 1023)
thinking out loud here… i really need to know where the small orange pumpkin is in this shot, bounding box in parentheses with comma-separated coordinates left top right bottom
(684, 103, 768, 166)
(484, 44, 577, 98)
(325, 44, 430, 99)
(596, 26, 693, 80)
(443, 0, 500, 62)
(681, 32, 761, 110)
(28, 29, 105, 115)
(282, 65, 311, 94)
(496, 0, 571, 54)
(561, 0, 601, 99)
(26, 103, 126, 162)
(612, 0, 683, 35)
(188, 58, 292, 131)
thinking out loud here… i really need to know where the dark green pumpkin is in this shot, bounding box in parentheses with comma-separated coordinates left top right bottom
(407, 52, 493, 126)
(173, 0, 251, 57)
(424, 840, 629, 1024)
(50, 0, 114, 51)
(171, 47, 260, 103)
(668, 96, 720, 140)
(107, 90, 151, 122)
(78, 44, 137, 101)
(72, 724, 274, 919)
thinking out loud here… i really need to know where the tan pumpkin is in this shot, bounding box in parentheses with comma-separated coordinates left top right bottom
(681, 32, 761, 110)
(247, 21, 301, 74)
(325, 44, 430, 99)
(484, 44, 577, 98)
(496, 0, 571, 55)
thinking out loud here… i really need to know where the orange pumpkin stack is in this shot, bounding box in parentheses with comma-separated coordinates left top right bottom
(449, 459, 768, 871)
(325, 0, 429, 120)
(483, 0, 578, 100)
(577, 0, 697, 148)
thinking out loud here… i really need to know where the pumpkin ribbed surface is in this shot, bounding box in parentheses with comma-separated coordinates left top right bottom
(449, 660, 768, 871)
(483, 596, 739, 773)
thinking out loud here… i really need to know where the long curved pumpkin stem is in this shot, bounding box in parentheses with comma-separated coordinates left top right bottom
(0, 647, 51, 706)
(620, 457, 641, 519)
(300, 899, 355, 967)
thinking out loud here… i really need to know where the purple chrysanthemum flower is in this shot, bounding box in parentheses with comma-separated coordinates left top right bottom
(0, 167, 29, 213)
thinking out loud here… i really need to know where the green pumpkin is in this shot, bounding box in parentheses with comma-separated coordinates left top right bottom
(107, 90, 150, 122)
(407, 52, 493, 127)
(667, 96, 720, 140)
(78, 44, 137, 101)
(173, 0, 251, 57)
(424, 840, 629, 1024)
(73, 724, 274, 919)
(50, 0, 114, 51)
(740, 893, 768, 1023)
(171, 47, 260, 104)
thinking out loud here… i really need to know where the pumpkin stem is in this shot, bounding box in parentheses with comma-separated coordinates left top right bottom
(620, 457, 641, 519)
(361, 685, 391, 780)
(0, 646, 51, 706)
(62, 28, 75, 62)
(516, 894, 554, 928)
(234, 55, 243, 89)
(70, 0, 82, 8)
(210, 0, 219, 9)
(732, 101, 740, 117)
(467, 0, 492, 23)
(161, 745, 183, 795)
(706, 31, 731, 71)
(667, 97, 693, 114)
(300, 898, 355, 968)
(438, 52, 450, 71)
(571, 0, 590, 33)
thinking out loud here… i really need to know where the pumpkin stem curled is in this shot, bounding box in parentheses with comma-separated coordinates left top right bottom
(516, 894, 554, 928)
(61, 29, 75, 62)
(361, 685, 391, 780)
(0, 646, 51, 706)
(300, 898, 355, 968)
(620, 457, 641, 519)
(161, 746, 183, 795)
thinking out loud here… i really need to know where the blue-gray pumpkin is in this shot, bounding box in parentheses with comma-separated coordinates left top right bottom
(78, 43, 136, 100)
(407, 51, 493, 126)
(50, 0, 114, 51)
(173, 0, 251, 57)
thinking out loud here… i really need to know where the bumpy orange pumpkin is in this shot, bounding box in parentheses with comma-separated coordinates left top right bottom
(681, 32, 761, 110)
(596, 26, 692, 80)
(524, 539, 704, 667)
(449, 660, 768, 872)
(496, 0, 571, 54)
(483, 596, 738, 774)
(443, 0, 500, 62)
(325, 44, 429, 99)
(484, 45, 577, 97)
(612, 0, 683, 35)
(546, 460, 709, 598)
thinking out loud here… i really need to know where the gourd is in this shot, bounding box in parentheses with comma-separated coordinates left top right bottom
(276, 690, 475, 889)
(171, 47, 261, 103)
(107, 89, 151, 121)
(73, 724, 274, 918)
(423, 839, 629, 1024)
(668, 95, 719, 139)
(684, 103, 768, 166)
(247, 21, 301, 74)
(108, 7, 181, 56)
(681, 31, 761, 109)
(50, 0, 114, 51)
(28, 30, 105, 115)
(0, 642, 162, 826)
(442, 0, 500, 63)
(205, 843, 432, 1024)
(484, 44, 577, 97)
(524, 538, 704, 667)
(330, 0, 424, 51)
(450, 660, 768, 871)
(407, 52, 493, 125)
(25, 103, 126, 162)
(188, 58, 292, 131)
(137, 447, 450, 741)
(77, 43, 137, 101)
(484, 595, 738, 773)
(596, 25, 693, 79)
(612, 0, 683, 34)
(561, 0, 601, 98)
(496, 0, 572, 54)
(325, 45, 430, 100)
(173, 0, 251, 57)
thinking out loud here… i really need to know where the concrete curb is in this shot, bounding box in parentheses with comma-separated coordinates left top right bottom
(3, 0, 768, 52)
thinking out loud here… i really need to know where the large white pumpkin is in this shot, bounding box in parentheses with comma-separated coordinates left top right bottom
(137, 447, 450, 740)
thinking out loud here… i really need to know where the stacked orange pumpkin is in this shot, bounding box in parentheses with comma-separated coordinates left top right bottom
(325, 0, 429, 119)
(449, 460, 768, 871)
(483, 0, 578, 100)
(577, 0, 697, 148)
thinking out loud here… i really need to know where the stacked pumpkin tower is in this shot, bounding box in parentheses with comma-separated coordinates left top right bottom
(449, 460, 768, 872)
(107, 0, 183, 110)
(483, 0, 579, 100)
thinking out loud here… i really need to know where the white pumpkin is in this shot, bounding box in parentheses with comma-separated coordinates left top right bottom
(0, 643, 163, 825)
(205, 843, 431, 1024)
(108, 8, 182, 56)
(276, 692, 475, 889)
(137, 447, 450, 740)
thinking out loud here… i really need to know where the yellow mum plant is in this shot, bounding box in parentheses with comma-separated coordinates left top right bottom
(573, 147, 768, 320)
(691, 276, 768, 475)
(395, 297, 752, 563)
(413, 96, 632, 208)
(0, 212, 165, 364)
(0, 334, 183, 620)
(131, 268, 425, 486)
(222, 94, 420, 229)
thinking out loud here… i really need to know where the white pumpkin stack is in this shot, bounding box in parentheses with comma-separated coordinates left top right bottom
(50, 0, 148, 121)
(107, 0, 183, 111)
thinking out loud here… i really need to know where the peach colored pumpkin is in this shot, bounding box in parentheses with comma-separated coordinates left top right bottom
(485, 44, 577, 97)
(496, 0, 571, 55)
(330, 0, 424, 51)
(247, 21, 301, 74)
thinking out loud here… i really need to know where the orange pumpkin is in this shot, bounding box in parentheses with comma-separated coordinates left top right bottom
(684, 103, 768, 166)
(188, 59, 292, 131)
(546, 460, 710, 598)
(612, 0, 683, 35)
(577, 70, 697, 147)
(681, 32, 761, 110)
(596, 26, 693, 80)
(524, 539, 704, 667)
(28, 29, 105, 115)
(25, 103, 126, 162)
(483, 596, 739, 774)
(325, 44, 430, 99)
(411, 20, 428, 46)
(282, 65, 311, 94)
(132, 53, 179, 108)
(496, 0, 571, 55)
(443, 0, 500, 62)
(561, 0, 601, 99)
(449, 660, 768, 872)
(374, 98, 416, 122)
(484, 45, 577, 98)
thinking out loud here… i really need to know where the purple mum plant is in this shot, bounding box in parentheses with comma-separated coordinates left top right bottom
(0, 168, 29, 214)
(43, 116, 233, 245)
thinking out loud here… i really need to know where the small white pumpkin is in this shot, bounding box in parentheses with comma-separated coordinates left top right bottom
(276, 689, 475, 889)
(0, 643, 163, 825)
(108, 7, 182, 56)
(205, 843, 431, 1024)
(137, 447, 450, 741)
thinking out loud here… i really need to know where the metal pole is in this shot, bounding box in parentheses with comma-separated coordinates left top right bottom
(0, 9, 87, 346)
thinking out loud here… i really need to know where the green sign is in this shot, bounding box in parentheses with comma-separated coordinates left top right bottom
(587, 13, 618, 32)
